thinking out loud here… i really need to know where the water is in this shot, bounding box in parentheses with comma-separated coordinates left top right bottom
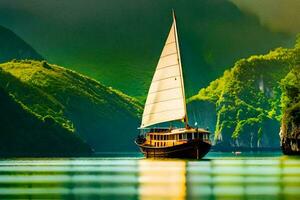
(0, 152, 299, 199)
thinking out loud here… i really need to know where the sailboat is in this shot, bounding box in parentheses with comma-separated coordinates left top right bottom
(135, 11, 211, 159)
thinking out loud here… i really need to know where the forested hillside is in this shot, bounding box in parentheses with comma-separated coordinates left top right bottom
(0, 87, 92, 156)
(0, 60, 142, 152)
(189, 40, 300, 149)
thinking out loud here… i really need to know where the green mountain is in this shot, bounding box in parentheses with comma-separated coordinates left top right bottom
(0, 60, 142, 152)
(0, 86, 92, 156)
(0, 0, 294, 101)
(0, 25, 43, 62)
(280, 56, 300, 153)
(189, 41, 300, 149)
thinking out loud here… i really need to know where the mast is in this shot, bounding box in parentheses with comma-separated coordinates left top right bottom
(172, 10, 189, 128)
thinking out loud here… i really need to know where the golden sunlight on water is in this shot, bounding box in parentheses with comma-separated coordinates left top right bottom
(0, 153, 299, 199)
(138, 160, 186, 200)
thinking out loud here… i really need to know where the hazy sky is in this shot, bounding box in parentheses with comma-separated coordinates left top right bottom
(230, 0, 300, 34)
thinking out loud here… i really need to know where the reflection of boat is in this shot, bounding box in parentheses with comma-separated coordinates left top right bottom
(135, 11, 211, 159)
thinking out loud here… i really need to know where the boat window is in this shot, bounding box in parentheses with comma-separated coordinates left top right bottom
(179, 134, 182, 140)
(183, 133, 187, 140)
(187, 133, 192, 140)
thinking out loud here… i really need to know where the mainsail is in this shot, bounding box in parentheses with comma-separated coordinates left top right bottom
(141, 13, 187, 128)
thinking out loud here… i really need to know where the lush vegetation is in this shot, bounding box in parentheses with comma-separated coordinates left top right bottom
(0, 87, 92, 156)
(189, 41, 300, 149)
(280, 62, 300, 140)
(0, 25, 43, 62)
(0, 60, 142, 152)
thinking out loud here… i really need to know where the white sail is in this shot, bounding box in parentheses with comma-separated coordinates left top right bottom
(141, 13, 187, 128)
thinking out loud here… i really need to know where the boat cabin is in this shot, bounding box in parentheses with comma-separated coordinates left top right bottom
(142, 128, 210, 148)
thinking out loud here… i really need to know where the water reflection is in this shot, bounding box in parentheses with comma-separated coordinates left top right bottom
(0, 154, 299, 199)
(138, 160, 186, 200)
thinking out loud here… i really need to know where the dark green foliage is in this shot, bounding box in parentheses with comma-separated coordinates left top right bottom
(0, 60, 142, 152)
(281, 65, 300, 139)
(0, 26, 43, 62)
(0, 87, 92, 157)
(190, 44, 300, 148)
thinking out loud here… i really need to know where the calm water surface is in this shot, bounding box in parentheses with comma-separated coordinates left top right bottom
(0, 152, 299, 199)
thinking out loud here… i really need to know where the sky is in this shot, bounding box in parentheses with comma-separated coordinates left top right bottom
(230, 0, 300, 35)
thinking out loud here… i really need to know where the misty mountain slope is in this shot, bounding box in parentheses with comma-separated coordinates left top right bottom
(0, 86, 92, 156)
(0, 60, 142, 152)
(0, 25, 43, 62)
(189, 41, 300, 149)
(0, 0, 294, 101)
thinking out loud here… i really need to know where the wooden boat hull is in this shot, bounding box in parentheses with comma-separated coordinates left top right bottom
(136, 139, 211, 159)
